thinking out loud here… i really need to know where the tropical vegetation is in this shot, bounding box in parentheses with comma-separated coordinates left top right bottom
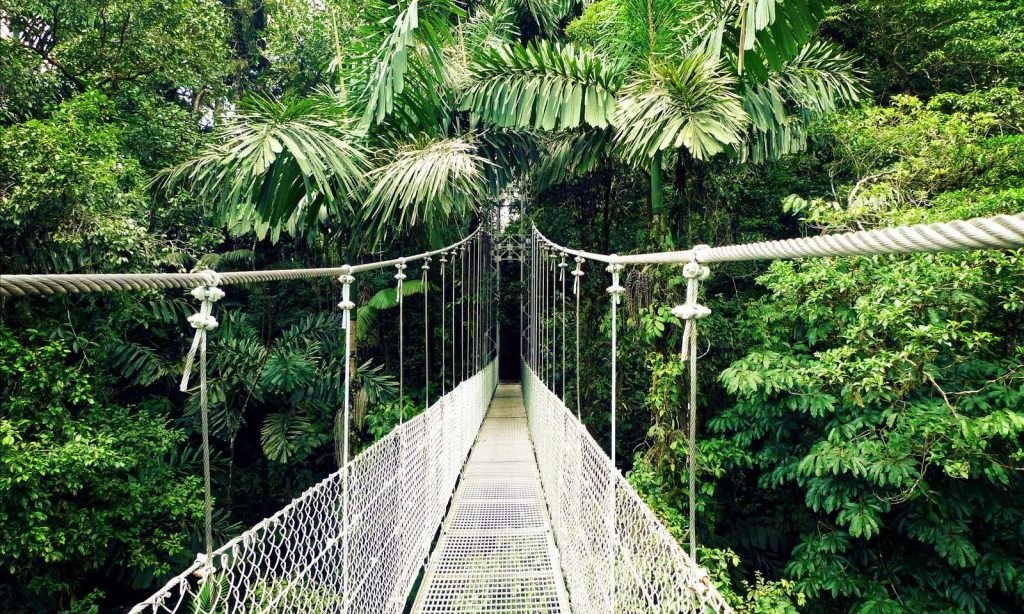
(1, 0, 1022, 612)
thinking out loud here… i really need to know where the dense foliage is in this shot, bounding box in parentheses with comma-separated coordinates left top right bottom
(1, 0, 1021, 612)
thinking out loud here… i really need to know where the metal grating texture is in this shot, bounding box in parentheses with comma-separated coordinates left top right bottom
(131, 361, 497, 614)
(413, 384, 570, 614)
(522, 363, 733, 613)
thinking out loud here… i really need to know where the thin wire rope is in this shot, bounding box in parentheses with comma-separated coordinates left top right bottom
(336, 268, 355, 614)
(396, 260, 407, 421)
(606, 260, 623, 613)
(177, 273, 223, 581)
(422, 257, 431, 408)
(543, 248, 550, 385)
(532, 234, 540, 368)
(687, 315, 698, 559)
(560, 254, 567, 400)
(462, 245, 467, 383)
(672, 258, 711, 559)
(440, 253, 447, 395)
(572, 257, 584, 420)
(452, 249, 457, 388)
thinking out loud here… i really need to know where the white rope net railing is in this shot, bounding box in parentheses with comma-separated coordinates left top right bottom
(131, 361, 497, 614)
(522, 363, 731, 613)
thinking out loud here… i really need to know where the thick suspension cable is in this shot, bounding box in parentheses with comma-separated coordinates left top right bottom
(531, 213, 1024, 267)
(2, 228, 482, 297)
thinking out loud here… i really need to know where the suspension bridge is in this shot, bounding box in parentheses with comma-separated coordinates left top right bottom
(3, 211, 1023, 613)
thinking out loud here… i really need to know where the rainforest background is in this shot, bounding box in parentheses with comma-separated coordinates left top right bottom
(1, 0, 1023, 612)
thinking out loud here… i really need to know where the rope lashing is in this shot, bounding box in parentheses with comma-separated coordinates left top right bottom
(336, 268, 355, 614)
(606, 262, 624, 305)
(572, 256, 584, 420)
(395, 259, 408, 304)
(571, 256, 584, 295)
(670, 249, 711, 560)
(178, 270, 223, 579)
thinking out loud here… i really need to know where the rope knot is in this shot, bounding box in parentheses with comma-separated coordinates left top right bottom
(187, 312, 219, 331)
(337, 269, 355, 316)
(395, 261, 407, 304)
(682, 261, 710, 280)
(571, 256, 585, 295)
(197, 269, 221, 289)
(606, 260, 624, 304)
(671, 304, 711, 320)
(190, 285, 224, 302)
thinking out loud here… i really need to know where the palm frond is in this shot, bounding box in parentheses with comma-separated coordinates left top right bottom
(697, 0, 832, 76)
(366, 279, 431, 310)
(155, 95, 369, 243)
(463, 40, 623, 131)
(514, 0, 574, 35)
(197, 249, 255, 271)
(606, 0, 704, 71)
(743, 41, 864, 161)
(261, 348, 318, 395)
(614, 54, 747, 164)
(534, 127, 614, 188)
(261, 410, 317, 463)
(363, 136, 489, 241)
(443, 1, 520, 92)
(107, 341, 177, 387)
(359, 0, 464, 127)
(477, 129, 540, 193)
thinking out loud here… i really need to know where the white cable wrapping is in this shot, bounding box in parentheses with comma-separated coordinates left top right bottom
(130, 361, 497, 614)
(523, 362, 733, 614)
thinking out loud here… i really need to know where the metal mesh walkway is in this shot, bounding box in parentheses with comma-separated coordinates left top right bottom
(413, 383, 570, 613)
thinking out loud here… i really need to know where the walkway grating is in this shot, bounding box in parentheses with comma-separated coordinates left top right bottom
(412, 383, 570, 613)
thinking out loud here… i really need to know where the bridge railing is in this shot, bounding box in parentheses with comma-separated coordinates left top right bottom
(131, 361, 497, 614)
(523, 362, 731, 613)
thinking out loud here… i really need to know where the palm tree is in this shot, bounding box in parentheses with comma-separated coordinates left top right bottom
(460, 0, 864, 244)
(160, 0, 520, 248)
(159, 0, 862, 248)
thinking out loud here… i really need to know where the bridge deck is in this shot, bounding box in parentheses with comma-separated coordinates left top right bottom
(412, 383, 570, 613)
